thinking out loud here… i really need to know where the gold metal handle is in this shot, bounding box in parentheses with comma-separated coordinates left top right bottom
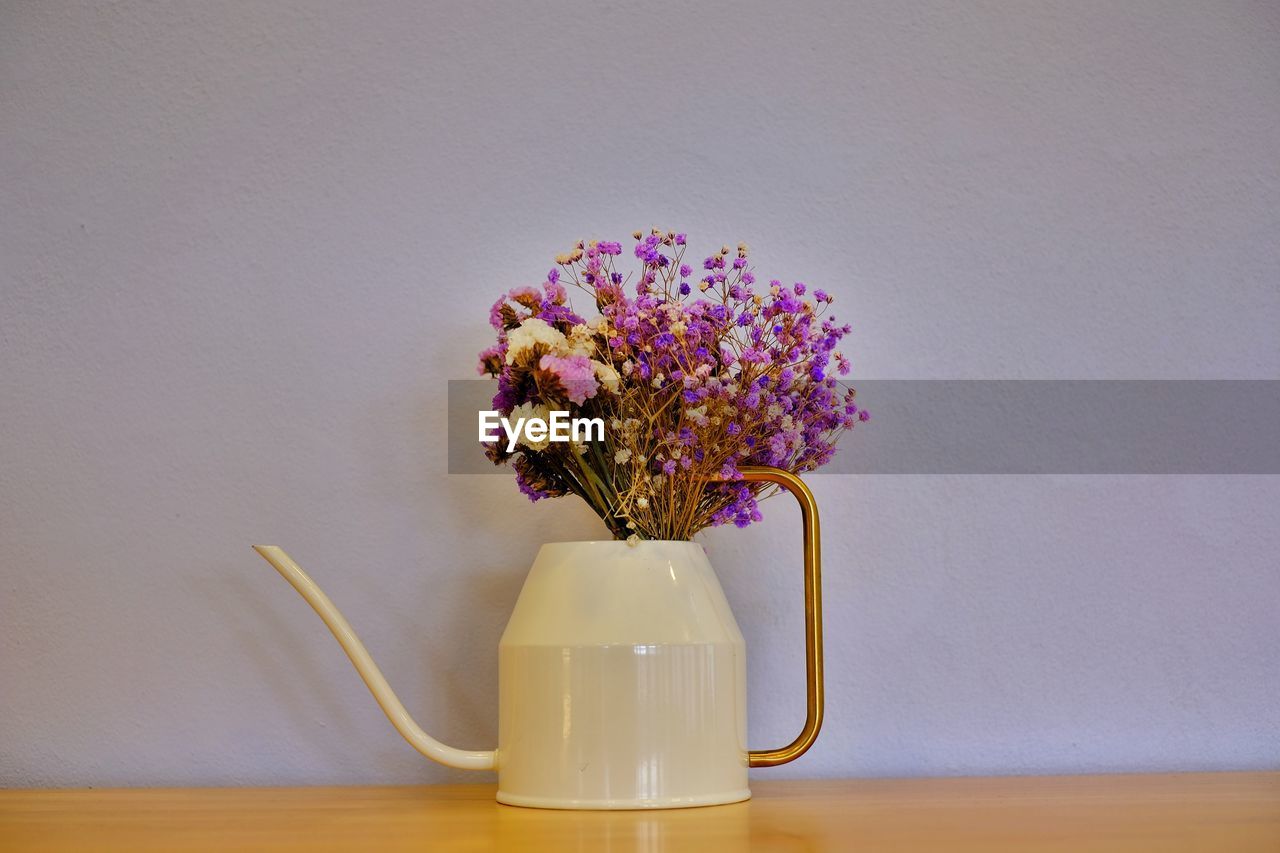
(729, 465, 825, 767)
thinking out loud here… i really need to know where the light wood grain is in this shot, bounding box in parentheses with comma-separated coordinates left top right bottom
(2, 774, 1277, 852)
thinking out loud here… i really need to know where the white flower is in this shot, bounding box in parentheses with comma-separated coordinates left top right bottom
(686, 405, 709, 426)
(566, 323, 595, 357)
(509, 401, 552, 450)
(637, 497, 649, 509)
(506, 318, 568, 364)
(626, 533, 641, 547)
(593, 360, 620, 392)
(614, 448, 632, 464)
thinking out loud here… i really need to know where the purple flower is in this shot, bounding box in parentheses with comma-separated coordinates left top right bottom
(516, 471, 552, 501)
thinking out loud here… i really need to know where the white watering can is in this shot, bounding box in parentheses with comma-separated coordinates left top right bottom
(253, 466, 823, 809)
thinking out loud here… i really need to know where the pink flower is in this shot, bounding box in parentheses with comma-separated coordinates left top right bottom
(538, 353, 600, 404)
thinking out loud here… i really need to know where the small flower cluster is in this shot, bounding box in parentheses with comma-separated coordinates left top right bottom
(479, 229, 866, 541)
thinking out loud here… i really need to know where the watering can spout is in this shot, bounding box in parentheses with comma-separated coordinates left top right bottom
(252, 545, 496, 771)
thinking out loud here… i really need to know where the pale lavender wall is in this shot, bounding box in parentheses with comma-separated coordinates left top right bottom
(2, 1, 1277, 787)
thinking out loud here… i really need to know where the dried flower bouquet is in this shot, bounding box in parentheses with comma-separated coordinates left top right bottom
(479, 229, 866, 541)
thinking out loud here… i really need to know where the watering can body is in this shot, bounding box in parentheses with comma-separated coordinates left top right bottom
(498, 540, 748, 808)
(253, 466, 823, 810)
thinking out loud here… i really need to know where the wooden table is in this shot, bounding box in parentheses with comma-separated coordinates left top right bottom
(2, 774, 1278, 851)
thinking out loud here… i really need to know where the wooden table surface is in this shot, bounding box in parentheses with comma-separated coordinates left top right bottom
(2, 774, 1278, 852)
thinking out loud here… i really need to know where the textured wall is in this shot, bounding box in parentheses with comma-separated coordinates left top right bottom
(2, 1, 1277, 787)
